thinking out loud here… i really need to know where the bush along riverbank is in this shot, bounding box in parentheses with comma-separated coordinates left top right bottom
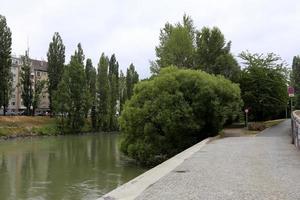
(119, 67, 243, 166)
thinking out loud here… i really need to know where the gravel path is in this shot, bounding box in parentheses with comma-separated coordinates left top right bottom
(136, 120, 300, 200)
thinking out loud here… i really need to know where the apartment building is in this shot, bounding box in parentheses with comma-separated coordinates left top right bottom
(8, 56, 49, 112)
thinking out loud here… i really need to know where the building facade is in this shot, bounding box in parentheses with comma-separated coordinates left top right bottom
(8, 56, 49, 112)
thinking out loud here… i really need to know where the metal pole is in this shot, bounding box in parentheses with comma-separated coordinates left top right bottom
(291, 97, 293, 117)
(245, 112, 248, 128)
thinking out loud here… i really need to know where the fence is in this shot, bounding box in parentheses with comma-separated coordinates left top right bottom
(291, 111, 300, 149)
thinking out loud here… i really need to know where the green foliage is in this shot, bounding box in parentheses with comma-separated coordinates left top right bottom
(0, 15, 12, 115)
(108, 54, 119, 131)
(155, 14, 195, 69)
(126, 63, 139, 100)
(97, 53, 109, 131)
(119, 70, 126, 113)
(20, 51, 33, 115)
(53, 44, 87, 132)
(32, 79, 46, 115)
(239, 51, 288, 121)
(47, 32, 65, 114)
(153, 15, 239, 81)
(195, 27, 240, 81)
(292, 56, 300, 109)
(85, 58, 97, 128)
(120, 67, 242, 166)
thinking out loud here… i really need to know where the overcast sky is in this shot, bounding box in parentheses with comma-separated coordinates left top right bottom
(1, 0, 300, 78)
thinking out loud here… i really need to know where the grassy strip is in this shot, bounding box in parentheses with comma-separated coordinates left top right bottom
(0, 116, 58, 137)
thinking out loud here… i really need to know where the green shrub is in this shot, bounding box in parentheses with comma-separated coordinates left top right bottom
(119, 67, 242, 166)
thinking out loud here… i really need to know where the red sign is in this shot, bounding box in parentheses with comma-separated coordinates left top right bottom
(288, 86, 295, 97)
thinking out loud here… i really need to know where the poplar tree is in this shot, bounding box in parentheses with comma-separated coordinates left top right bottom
(97, 53, 109, 131)
(0, 15, 12, 115)
(20, 51, 33, 115)
(53, 44, 86, 132)
(85, 58, 97, 128)
(126, 64, 139, 100)
(119, 70, 126, 113)
(47, 32, 65, 114)
(108, 54, 119, 131)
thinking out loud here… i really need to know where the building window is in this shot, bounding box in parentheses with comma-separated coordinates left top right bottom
(12, 102, 15, 106)
(12, 94, 15, 98)
(37, 71, 41, 76)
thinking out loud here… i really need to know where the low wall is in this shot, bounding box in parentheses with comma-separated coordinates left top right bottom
(97, 136, 218, 200)
(291, 111, 300, 149)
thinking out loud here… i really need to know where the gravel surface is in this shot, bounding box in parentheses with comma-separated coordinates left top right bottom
(136, 120, 300, 200)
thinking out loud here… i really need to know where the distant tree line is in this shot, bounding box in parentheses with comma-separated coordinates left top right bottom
(47, 34, 139, 132)
(0, 14, 140, 132)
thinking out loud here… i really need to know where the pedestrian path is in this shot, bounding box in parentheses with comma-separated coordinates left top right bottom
(136, 120, 300, 200)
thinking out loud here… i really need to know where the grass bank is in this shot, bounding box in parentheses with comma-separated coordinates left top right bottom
(221, 119, 285, 137)
(0, 116, 58, 138)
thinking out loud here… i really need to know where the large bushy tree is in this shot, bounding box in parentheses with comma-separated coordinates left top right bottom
(0, 15, 12, 115)
(120, 67, 242, 166)
(239, 51, 288, 121)
(47, 32, 65, 114)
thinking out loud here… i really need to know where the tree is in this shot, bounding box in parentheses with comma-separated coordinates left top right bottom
(97, 53, 109, 131)
(126, 63, 139, 100)
(0, 15, 12, 115)
(53, 76, 70, 132)
(108, 54, 119, 131)
(152, 15, 240, 82)
(20, 51, 33, 115)
(119, 70, 126, 113)
(195, 27, 240, 81)
(155, 14, 195, 69)
(239, 51, 288, 121)
(53, 44, 87, 132)
(32, 79, 46, 115)
(120, 67, 242, 166)
(85, 58, 97, 128)
(292, 56, 300, 109)
(47, 32, 65, 114)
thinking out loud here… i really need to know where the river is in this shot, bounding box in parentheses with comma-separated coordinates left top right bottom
(0, 133, 146, 200)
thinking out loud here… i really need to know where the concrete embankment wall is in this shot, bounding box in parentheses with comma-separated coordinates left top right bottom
(97, 136, 218, 200)
(291, 110, 300, 149)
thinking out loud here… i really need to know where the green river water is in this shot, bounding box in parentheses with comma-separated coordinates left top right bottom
(0, 133, 146, 200)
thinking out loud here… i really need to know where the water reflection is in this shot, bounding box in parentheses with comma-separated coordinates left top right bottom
(0, 134, 146, 200)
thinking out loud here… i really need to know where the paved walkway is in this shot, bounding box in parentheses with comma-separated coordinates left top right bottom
(136, 120, 300, 200)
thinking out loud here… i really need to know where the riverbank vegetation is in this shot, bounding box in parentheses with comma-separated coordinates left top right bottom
(0, 14, 294, 166)
(0, 116, 57, 137)
(120, 67, 242, 166)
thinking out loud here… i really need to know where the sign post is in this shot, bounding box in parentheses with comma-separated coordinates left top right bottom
(245, 108, 249, 128)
